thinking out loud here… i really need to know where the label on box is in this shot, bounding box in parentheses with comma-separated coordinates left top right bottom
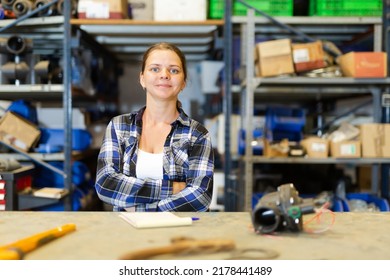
(87, 2, 110, 18)
(293, 49, 310, 63)
(0, 133, 27, 151)
(129, 0, 153, 20)
(340, 144, 356, 155)
(79, 1, 110, 18)
(311, 142, 326, 152)
(154, 0, 207, 21)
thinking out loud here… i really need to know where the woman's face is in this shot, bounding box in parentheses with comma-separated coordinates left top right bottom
(140, 49, 186, 101)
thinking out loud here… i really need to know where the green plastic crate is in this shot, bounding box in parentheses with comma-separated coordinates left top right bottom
(309, 0, 382, 16)
(209, 0, 294, 19)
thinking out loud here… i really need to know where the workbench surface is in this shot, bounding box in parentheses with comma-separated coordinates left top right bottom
(1, 211, 389, 260)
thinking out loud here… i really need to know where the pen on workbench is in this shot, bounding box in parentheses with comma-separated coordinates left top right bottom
(192, 217, 200, 221)
(0, 223, 76, 260)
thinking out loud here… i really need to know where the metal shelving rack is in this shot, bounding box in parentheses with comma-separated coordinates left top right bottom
(0, 1, 74, 210)
(69, 18, 223, 62)
(225, 4, 390, 211)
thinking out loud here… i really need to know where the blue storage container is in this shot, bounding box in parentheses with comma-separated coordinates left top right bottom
(252, 193, 264, 209)
(37, 128, 92, 152)
(266, 106, 306, 132)
(33, 161, 91, 188)
(342, 193, 390, 212)
(332, 197, 346, 212)
(7, 100, 38, 124)
(238, 128, 263, 155)
(270, 130, 303, 142)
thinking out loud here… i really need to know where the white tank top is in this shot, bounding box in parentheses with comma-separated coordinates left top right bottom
(136, 149, 164, 180)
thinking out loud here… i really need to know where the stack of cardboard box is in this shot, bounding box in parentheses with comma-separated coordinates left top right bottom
(255, 38, 387, 78)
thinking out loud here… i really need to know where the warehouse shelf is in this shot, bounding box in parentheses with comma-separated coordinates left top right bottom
(231, 15, 382, 51)
(247, 157, 390, 165)
(0, 16, 65, 55)
(0, 84, 98, 103)
(0, 3, 74, 210)
(70, 19, 224, 62)
(0, 149, 98, 162)
(0, 18, 221, 67)
(228, 7, 390, 211)
(0, 84, 63, 94)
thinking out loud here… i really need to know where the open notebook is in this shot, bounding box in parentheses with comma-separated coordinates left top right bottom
(119, 212, 193, 229)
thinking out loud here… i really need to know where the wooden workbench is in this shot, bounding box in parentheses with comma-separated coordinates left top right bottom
(0, 211, 389, 260)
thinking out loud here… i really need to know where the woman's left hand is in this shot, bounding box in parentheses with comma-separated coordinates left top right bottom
(172, 182, 186, 194)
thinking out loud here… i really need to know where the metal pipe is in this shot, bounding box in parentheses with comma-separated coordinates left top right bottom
(1, 61, 30, 81)
(1, 0, 18, 10)
(56, 0, 77, 17)
(5, 36, 32, 55)
(12, 0, 34, 18)
(34, 0, 57, 17)
(0, 0, 59, 33)
(0, 140, 67, 178)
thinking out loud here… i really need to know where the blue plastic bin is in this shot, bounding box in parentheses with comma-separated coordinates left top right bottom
(252, 193, 264, 209)
(238, 129, 263, 155)
(37, 128, 92, 152)
(342, 193, 390, 212)
(269, 130, 303, 142)
(266, 106, 306, 132)
(33, 161, 91, 188)
(7, 100, 38, 124)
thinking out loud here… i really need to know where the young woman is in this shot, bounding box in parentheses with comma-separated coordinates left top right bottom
(95, 42, 214, 212)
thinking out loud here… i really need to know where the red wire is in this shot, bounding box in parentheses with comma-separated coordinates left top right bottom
(303, 202, 336, 234)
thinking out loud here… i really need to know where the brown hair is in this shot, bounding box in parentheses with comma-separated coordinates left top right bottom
(141, 42, 188, 82)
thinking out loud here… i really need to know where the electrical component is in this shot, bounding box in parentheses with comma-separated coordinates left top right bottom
(252, 183, 315, 234)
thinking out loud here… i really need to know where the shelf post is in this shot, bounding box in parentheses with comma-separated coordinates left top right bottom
(381, 0, 390, 199)
(223, 0, 235, 211)
(63, 0, 73, 210)
(242, 8, 255, 212)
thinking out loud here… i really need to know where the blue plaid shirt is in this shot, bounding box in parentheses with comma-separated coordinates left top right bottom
(95, 106, 214, 212)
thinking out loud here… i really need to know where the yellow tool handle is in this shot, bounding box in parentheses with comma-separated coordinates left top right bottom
(0, 250, 20, 260)
(0, 223, 76, 260)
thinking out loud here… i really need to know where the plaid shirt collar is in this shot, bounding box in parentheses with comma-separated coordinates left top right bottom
(132, 103, 191, 128)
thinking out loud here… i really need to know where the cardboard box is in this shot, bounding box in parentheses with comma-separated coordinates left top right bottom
(330, 140, 361, 158)
(128, 0, 153, 20)
(154, 0, 207, 21)
(78, 0, 128, 19)
(255, 39, 295, 77)
(0, 112, 41, 151)
(360, 123, 390, 158)
(300, 136, 329, 158)
(263, 139, 289, 158)
(338, 52, 387, 78)
(292, 41, 326, 72)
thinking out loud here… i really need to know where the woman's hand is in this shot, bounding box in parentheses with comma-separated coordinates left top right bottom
(172, 182, 186, 194)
